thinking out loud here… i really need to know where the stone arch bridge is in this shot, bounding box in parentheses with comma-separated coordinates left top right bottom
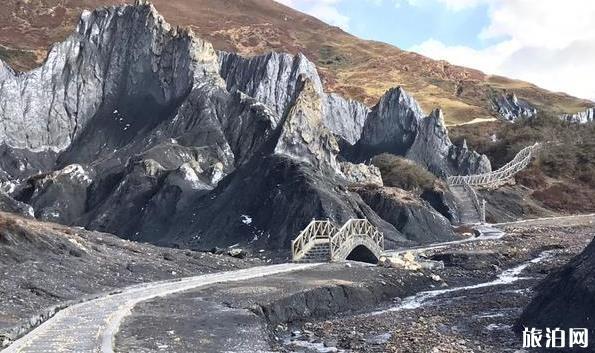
(291, 219, 384, 264)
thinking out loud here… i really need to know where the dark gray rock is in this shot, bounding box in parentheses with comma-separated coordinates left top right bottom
(354, 89, 491, 177)
(517, 240, 595, 349)
(491, 92, 537, 122)
(0, 193, 34, 218)
(273, 76, 340, 171)
(407, 109, 491, 177)
(0, 3, 217, 153)
(17, 164, 95, 225)
(357, 87, 422, 156)
(218, 51, 368, 144)
(165, 155, 407, 252)
(355, 185, 457, 244)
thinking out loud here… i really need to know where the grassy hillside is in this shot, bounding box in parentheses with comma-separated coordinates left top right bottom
(0, 0, 591, 125)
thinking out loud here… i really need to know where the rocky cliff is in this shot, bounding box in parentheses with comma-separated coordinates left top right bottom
(491, 92, 537, 122)
(517, 239, 595, 349)
(561, 107, 595, 124)
(0, 2, 491, 252)
(354, 89, 491, 177)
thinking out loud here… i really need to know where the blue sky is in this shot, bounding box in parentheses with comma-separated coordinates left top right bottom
(276, 0, 595, 102)
(337, 1, 494, 49)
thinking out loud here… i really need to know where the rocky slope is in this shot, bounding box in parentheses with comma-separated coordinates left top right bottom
(0, 211, 252, 345)
(561, 107, 595, 124)
(0, 2, 492, 254)
(518, 237, 595, 348)
(0, 0, 591, 125)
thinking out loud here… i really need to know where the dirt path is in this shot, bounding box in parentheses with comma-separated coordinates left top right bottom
(1, 264, 319, 353)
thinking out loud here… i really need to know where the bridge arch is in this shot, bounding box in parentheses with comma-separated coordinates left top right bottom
(345, 244, 380, 264)
(329, 219, 384, 263)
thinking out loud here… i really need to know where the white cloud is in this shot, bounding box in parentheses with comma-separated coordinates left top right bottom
(411, 0, 595, 100)
(277, 0, 595, 100)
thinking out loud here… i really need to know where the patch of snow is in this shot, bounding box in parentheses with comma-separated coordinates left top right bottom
(179, 164, 201, 189)
(48, 210, 61, 219)
(58, 164, 93, 185)
(1, 181, 16, 194)
(241, 214, 253, 225)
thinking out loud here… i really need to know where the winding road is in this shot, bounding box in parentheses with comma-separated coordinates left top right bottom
(2, 263, 319, 353)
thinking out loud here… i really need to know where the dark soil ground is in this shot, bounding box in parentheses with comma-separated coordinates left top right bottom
(115, 263, 438, 353)
(0, 212, 259, 340)
(290, 217, 595, 353)
(114, 216, 595, 353)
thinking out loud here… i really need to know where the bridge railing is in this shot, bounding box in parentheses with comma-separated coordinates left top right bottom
(329, 219, 383, 261)
(447, 143, 540, 187)
(291, 220, 337, 261)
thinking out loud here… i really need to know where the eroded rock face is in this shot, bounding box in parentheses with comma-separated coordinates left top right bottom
(274, 77, 340, 171)
(355, 185, 457, 244)
(219, 52, 321, 125)
(560, 107, 595, 124)
(491, 92, 537, 122)
(407, 110, 491, 177)
(218, 51, 369, 144)
(355, 91, 491, 177)
(357, 87, 423, 156)
(0, 3, 478, 252)
(163, 156, 407, 250)
(517, 240, 595, 348)
(0, 3, 219, 154)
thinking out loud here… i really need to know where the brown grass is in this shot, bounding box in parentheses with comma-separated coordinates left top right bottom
(0, 0, 590, 125)
(372, 154, 436, 192)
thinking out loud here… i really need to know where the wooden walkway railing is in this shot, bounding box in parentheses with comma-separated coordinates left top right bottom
(329, 219, 384, 261)
(447, 143, 540, 187)
(291, 219, 384, 262)
(291, 220, 337, 262)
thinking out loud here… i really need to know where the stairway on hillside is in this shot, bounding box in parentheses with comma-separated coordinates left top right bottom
(450, 185, 482, 224)
(297, 240, 331, 262)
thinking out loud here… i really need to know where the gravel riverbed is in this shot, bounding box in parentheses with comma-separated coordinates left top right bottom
(280, 219, 594, 353)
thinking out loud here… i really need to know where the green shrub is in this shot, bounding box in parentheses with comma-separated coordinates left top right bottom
(371, 154, 436, 191)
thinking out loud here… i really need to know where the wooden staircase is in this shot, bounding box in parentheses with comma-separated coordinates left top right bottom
(450, 185, 482, 224)
(297, 239, 331, 262)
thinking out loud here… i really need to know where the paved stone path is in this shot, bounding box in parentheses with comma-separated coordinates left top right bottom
(2, 263, 319, 353)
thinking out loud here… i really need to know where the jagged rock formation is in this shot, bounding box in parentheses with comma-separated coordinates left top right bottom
(491, 92, 537, 122)
(0, 3, 218, 153)
(0, 2, 493, 252)
(274, 76, 340, 171)
(357, 87, 422, 156)
(560, 107, 595, 124)
(406, 109, 491, 177)
(517, 239, 595, 348)
(219, 51, 369, 145)
(354, 89, 491, 177)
